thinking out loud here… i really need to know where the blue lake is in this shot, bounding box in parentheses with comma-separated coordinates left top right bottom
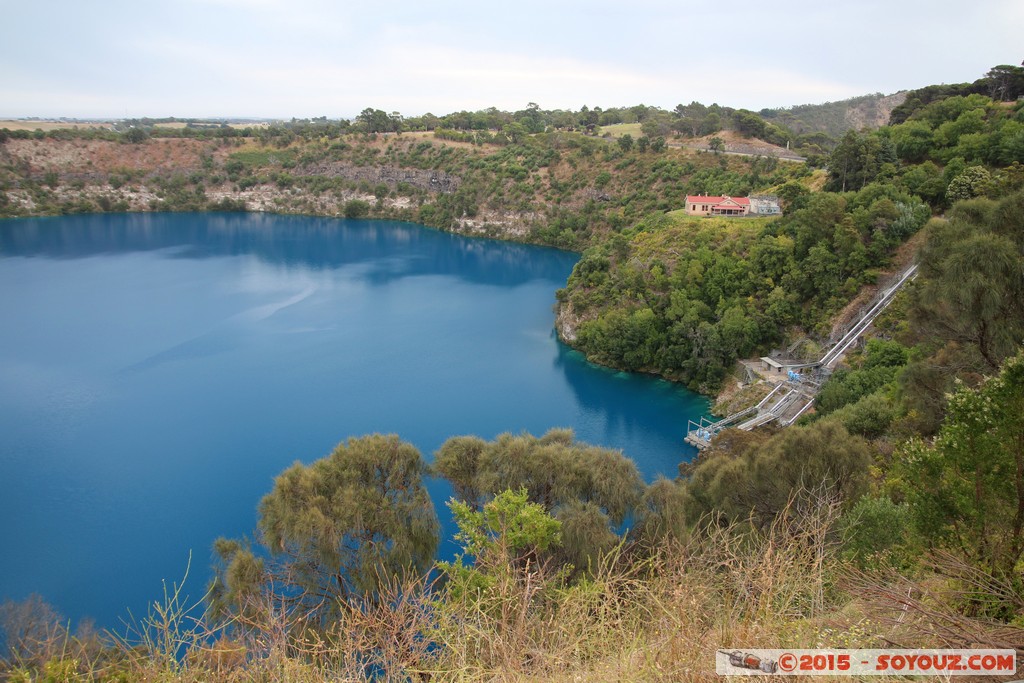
(0, 212, 707, 629)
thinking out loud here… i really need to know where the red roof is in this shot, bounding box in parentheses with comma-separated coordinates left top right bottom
(686, 195, 750, 206)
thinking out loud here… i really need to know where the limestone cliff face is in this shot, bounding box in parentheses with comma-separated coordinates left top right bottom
(844, 92, 908, 130)
(294, 161, 460, 194)
(555, 300, 581, 343)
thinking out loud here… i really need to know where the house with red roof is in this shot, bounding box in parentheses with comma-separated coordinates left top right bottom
(685, 195, 751, 217)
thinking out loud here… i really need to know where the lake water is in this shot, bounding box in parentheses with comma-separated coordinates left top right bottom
(0, 212, 707, 629)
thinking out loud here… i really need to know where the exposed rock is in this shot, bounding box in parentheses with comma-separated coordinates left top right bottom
(844, 92, 908, 130)
(555, 300, 582, 343)
(295, 162, 460, 194)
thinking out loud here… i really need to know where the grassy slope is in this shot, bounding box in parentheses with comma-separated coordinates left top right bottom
(0, 131, 808, 251)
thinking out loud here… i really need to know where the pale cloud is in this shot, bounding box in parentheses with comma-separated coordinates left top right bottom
(0, 0, 1021, 118)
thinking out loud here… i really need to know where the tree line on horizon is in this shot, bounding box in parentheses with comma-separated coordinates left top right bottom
(5, 64, 1021, 163)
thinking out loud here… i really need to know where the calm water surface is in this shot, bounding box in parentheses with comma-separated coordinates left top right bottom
(0, 212, 707, 628)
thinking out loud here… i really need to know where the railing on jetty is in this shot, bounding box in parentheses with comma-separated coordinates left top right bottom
(685, 383, 786, 449)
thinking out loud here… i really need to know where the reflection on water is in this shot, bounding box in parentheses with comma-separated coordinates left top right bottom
(0, 212, 574, 287)
(0, 212, 707, 630)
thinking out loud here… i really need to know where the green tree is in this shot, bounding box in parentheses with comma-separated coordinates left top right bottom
(733, 109, 767, 139)
(708, 136, 725, 153)
(123, 126, 148, 144)
(911, 194, 1024, 371)
(356, 108, 394, 133)
(700, 112, 722, 136)
(438, 488, 561, 600)
(631, 477, 691, 546)
(984, 64, 1024, 101)
(673, 101, 707, 136)
(946, 166, 994, 203)
(433, 429, 643, 571)
(827, 130, 880, 192)
(344, 199, 370, 218)
(894, 351, 1024, 580)
(502, 122, 528, 144)
(685, 421, 871, 529)
(211, 435, 439, 621)
(446, 489, 561, 565)
(838, 496, 917, 570)
(433, 436, 487, 507)
(618, 134, 634, 152)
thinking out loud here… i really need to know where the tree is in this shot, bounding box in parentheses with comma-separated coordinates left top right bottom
(123, 127, 148, 144)
(444, 489, 561, 575)
(708, 136, 725, 153)
(700, 112, 722, 136)
(433, 436, 487, 507)
(984, 64, 1024, 101)
(827, 130, 881, 192)
(838, 496, 917, 570)
(631, 477, 691, 546)
(895, 351, 1024, 580)
(433, 429, 643, 571)
(211, 435, 439, 621)
(502, 122, 528, 144)
(673, 101, 708, 137)
(618, 134, 634, 152)
(684, 421, 871, 529)
(356, 108, 394, 133)
(733, 109, 767, 139)
(911, 194, 1024, 371)
(344, 199, 370, 218)
(946, 166, 994, 203)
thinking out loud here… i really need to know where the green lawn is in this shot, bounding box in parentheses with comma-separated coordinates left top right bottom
(598, 123, 643, 138)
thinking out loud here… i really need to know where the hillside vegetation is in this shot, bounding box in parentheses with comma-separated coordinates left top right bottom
(557, 67, 1024, 391)
(3, 65, 1024, 682)
(0, 129, 808, 251)
(759, 91, 908, 138)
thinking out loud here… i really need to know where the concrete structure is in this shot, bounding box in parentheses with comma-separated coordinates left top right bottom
(748, 195, 782, 215)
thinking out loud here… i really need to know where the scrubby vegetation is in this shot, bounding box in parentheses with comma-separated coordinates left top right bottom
(560, 186, 930, 391)
(557, 66, 1023, 389)
(3, 65, 1024, 681)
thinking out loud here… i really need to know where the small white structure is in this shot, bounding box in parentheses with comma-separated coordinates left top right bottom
(748, 195, 782, 215)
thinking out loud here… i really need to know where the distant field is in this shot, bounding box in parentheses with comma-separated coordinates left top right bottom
(0, 119, 114, 131)
(154, 121, 269, 129)
(598, 122, 643, 138)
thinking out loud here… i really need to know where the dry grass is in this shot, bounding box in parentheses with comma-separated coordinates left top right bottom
(598, 123, 644, 138)
(3, 493, 1022, 682)
(0, 119, 114, 131)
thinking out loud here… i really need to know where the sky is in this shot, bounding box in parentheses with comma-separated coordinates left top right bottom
(0, 0, 1021, 120)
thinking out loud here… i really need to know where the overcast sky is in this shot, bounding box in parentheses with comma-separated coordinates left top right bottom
(1, 0, 1021, 119)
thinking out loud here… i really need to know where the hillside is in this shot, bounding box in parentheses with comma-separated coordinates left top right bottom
(0, 130, 808, 251)
(676, 130, 806, 160)
(760, 91, 908, 137)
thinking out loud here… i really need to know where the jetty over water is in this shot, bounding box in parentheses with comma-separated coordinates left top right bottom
(686, 263, 918, 449)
